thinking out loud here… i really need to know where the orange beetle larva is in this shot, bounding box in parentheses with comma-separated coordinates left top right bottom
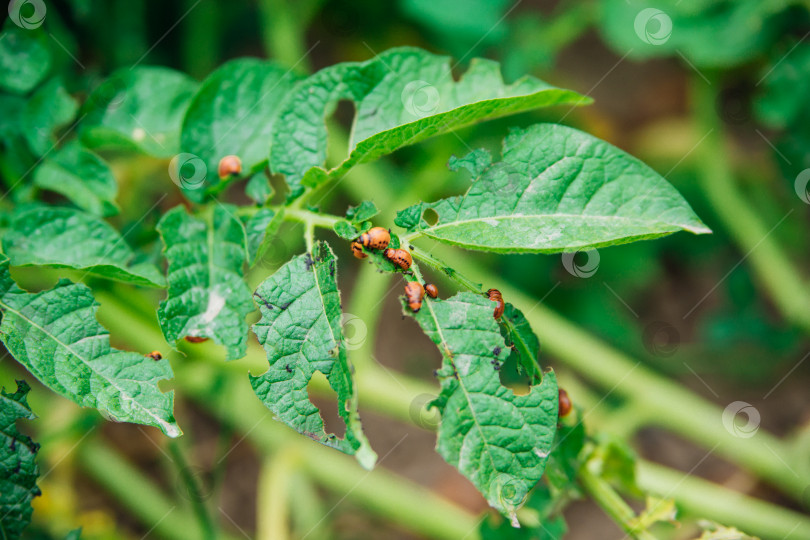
(184, 335, 208, 343)
(218, 155, 242, 179)
(558, 388, 572, 417)
(384, 248, 412, 271)
(351, 241, 367, 259)
(425, 283, 438, 299)
(404, 281, 425, 312)
(146, 350, 162, 361)
(358, 226, 390, 250)
(487, 288, 505, 320)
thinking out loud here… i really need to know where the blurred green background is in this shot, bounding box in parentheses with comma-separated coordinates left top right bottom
(2, 0, 810, 539)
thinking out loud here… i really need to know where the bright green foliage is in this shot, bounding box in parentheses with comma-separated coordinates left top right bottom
(245, 173, 274, 206)
(269, 47, 590, 198)
(500, 303, 542, 383)
(545, 416, 586, 494)
(242, 207, 283, 265)
(2, 206, 164, 287)
(697, 523, 758, 540)
(756, 42, 810, 129)
(589, 434, 642, 497)
(407, 292, 558, 522)
(396, 124, 710, 253)
(181, 58, 301, 197)
(480, 483, 566, 539)
(599, 0, 787, 68)
(0, 380, 40, 540)
(0, 259, 179, 436)
(448, 147, 492, 178)
(250, 242, 377, 469)
(32, 142, 118, 216)
(0, 25, 51, 94)
(81, 66, 198, 157)
(21, 78, 78, 156)
(157, 205, 254, 360)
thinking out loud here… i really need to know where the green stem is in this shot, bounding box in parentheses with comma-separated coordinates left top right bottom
(256, 451, 295, 540)
(167, 440, 217, 540)
(77, 439, 242, 540)
(257, 0, 310, 72)
(637, 460, 810, 540)
(691, 75, 810, 333)
(579, 461, 660, 540)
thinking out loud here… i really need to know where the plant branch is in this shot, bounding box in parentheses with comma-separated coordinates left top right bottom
(167, 440, 217, 540)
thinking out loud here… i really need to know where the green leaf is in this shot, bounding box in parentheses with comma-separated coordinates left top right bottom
(241, 207, 283, 266)
(0, 24, 51, 94)
(180, 58, 301, 196)
(480, 483, 567, 538)
(22, 78, 79, 156)
(333, 220, 359, 240)
(755, 41, 810, 129)
(157, 205, 254, 360)
(407, 291, 558, 522)
(245, 173, 274, 206)
(545, 416, 586, 494)
(598, 0, 787, 68)
(345, 201, 379, 223)
(500, 303, 542, 384)
(2, 206, 164, 287)
(0, 380, 40, 540)
(32, 142, 119, 216)
(448, 148, 492, 177)
(81, 67, 198, 158)
(0, 259, 180, 436)
(250, 241, 377, 469)
(397, 123, 710, 253)
(268, 47, 589, 198)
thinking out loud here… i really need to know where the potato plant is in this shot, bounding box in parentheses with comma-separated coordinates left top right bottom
(1, 1, 810, 540)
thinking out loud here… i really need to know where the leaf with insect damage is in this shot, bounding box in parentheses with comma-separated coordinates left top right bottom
(0, 258, 179, 436)
(269, 47, 589, 199)
(406, 291, 558, 524)
(0, 380, 40, 540)
(250, 241, 376, 469)
(157, 205, 254, 360)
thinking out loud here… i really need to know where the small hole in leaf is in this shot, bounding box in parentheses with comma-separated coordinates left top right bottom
(306, 371, 347, 439)
(422, 208, 439, 226)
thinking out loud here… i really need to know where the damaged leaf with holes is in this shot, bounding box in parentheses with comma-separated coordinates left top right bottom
(250, 241, 376, 469)
(0, 258, 179, 436)
(157, 205, 255, 360)
(405, 291, 558, 523)
(396, 124, 710, 253)
(0, 380, 41, 539)
(269, 46, 590, 198)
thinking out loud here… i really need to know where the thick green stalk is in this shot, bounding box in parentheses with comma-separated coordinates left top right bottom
(257, 452, 295, 540)
(637, 461, 810, 540)
(579, 463, 660, 540)
(167, 440, 217, 540)
(691, 75, 810, 333)
(77, 439, 242, 540)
